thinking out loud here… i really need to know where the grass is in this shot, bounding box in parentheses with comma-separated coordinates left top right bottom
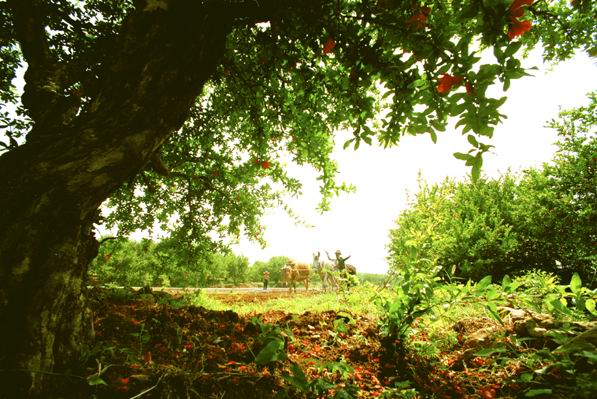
(188, 283, 388, 316)
(85, 272, 597, 398)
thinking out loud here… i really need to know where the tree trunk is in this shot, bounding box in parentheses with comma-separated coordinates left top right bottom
(0, 3, 230, 396)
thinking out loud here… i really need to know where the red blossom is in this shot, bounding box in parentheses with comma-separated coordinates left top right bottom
(510, 0, 534, 16)
(119, 377, 129, 385)
(508, 19, 532, 40)
(507, 0, 533, 39)
(437, 74, 464, 94)
(323, 37, 336, 54)
(407, 7, 431, 30)
(260, 160, 270, 169)
(184, 342, 193, 350)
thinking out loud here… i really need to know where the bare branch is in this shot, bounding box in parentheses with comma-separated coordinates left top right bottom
(99, 236, 118, 245)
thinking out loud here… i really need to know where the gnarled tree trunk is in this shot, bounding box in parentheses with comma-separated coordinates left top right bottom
(0, 2, 231, 396)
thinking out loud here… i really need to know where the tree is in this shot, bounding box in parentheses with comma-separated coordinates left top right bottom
(0, 0, 594, 395)
(248, 256, 290, 286)
(387, 175, 520, 281)
(512, 93, 596, 284)
(387, 93, 596, 284)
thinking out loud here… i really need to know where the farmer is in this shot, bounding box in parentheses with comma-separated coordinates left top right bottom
(327, 249, 350, 270)
(263, 270, 270, 290)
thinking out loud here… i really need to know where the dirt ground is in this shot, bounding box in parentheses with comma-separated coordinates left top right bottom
(50, 287, 584, 398)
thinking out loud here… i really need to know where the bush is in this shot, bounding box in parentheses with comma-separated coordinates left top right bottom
(387, 175, 520, 282)
(387, 94, 596, 286)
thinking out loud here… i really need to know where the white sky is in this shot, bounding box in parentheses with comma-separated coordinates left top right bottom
(232, 49, 597, 274)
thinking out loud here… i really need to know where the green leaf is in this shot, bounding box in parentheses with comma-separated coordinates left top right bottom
(518, 372, 534, 383)
(429, 130, 437, 144)
(284, 363, 310, 392)
(467, 134, 479, 147)
(585, 298, 596, 315)
(493, 45, 504, 62)
(504, 41, 523, 58)
(471, 163, 480, 181)
(501, 275, 512, 289)
(570, 272, 582, 293)
(255, 338, 286, 365)
(86, 375, 107, 386)
(525, 389, 552, 397)
(485, 287, 500, 301)
(453, 152, 471, 161)
(486, 302, 504, 325)
(476, 275, 492, 291)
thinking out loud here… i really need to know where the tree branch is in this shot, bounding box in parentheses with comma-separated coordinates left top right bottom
(7, 0, 63, 124)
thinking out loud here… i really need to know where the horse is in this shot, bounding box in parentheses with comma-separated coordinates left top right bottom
(312, 252, 338, 292)
(281, 260, 310, 293)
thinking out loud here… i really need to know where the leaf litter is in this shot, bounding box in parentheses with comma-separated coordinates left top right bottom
(53, 287, 595, 398)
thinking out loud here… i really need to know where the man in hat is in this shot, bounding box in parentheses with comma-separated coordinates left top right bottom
(262, 270, 270, 290)
(327, 250, 351, 271)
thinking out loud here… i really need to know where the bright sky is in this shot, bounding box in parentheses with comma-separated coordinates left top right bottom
(232, 50, 597, 274)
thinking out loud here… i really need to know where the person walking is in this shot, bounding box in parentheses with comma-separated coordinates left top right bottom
(263, 270, 270, 290)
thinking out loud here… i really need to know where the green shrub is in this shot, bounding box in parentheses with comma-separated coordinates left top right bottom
(387, 95, 596, 285)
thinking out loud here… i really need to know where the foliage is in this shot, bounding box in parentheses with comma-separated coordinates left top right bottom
(247, 256, 290, 286)
(250, 316, 291, 365)
(3, 0, 594, 258)
(387, 175, 519, 281)
(191, 284, 385, 317)
(357, 273, 388, 286)
(387, 94, 597, 284)
(507, 271, 597, 319)
(90, 237, 251, 287)
(1, 2, 596, 395)
(378, 267, 596, 398)
(512, 93, 597, 284)
(71, 276, 597, 398)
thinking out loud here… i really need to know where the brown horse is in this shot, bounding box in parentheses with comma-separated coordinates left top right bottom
(282, 260, 310, 293)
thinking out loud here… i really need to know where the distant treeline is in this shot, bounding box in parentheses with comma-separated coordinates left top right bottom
(90, 240, 386, 288)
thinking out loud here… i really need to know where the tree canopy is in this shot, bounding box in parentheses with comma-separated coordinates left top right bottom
(2, 0, 594, 253)
(0, 0, 595, 395)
